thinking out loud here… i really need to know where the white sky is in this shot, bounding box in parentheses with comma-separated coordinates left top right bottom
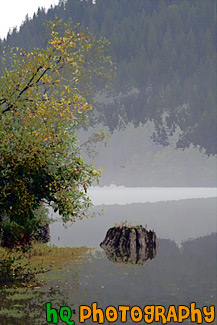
(0, 0, 60, 40)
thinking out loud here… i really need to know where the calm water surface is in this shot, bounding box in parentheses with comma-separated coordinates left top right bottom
(47, 188, 216, 324)
(1, 187, 216, 324)
(88, 186, 217, 205)
(50, 187, 217, 247)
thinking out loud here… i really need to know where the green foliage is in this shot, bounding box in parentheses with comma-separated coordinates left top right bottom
(0, 250, 43, 285)
(9, 0, 212, 154)
(0, 244, 88, 286)
(0, 21, 113, 247)
(0, 1, 215, 152)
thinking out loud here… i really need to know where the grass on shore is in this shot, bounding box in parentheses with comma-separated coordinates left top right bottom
(0, 244, 89, 286)
(28, 244, 89, 270)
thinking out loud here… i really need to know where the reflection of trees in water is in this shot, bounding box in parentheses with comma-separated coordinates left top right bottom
(147, 236, 216, 307)
(0, 264, 82, 325)
(0, 234, 215, 324)
(78, 233, 217, 309)
(100, 226, 158, 265)
(93, 199, 216, 246)
(177, 233, 217, 304)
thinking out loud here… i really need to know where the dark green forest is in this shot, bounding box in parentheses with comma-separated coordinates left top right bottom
(1, 0, 216, 154)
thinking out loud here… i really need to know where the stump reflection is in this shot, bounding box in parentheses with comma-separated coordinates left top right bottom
(100, 226, 158, 265)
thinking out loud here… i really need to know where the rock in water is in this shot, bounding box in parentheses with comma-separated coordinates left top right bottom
(100, 226, 158, 265)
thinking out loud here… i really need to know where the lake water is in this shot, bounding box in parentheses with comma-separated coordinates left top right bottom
(44, 187, 217, 324)
(50, 187, 217, 247)
(1, 187, 216, 324)
(47, 187, 217, 324)
(88, 186, 217, 205)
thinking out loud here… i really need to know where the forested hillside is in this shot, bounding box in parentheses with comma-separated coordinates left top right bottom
(78, 123, 217, 187)
(1, 0, 216, 155)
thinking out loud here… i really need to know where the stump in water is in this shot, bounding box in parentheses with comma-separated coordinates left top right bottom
(100, 225, 158, 265)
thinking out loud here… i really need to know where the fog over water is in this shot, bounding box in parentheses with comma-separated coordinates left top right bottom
(50, 187, 217, 248)
(88, 186, 217, 205)
(0, 2, 216, 322)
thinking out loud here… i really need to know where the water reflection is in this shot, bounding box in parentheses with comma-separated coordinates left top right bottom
(0, 233, 216, 324)
(50, 198, 216, 247)
(71, 233, 217, 324)
(1, 194, 216, 324)
(88, 186, 217, 205)
(100, 226, 158, 265)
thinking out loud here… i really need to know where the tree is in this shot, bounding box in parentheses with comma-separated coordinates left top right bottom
(1, 1, 216, 154)
(0, 21, 113, 248)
